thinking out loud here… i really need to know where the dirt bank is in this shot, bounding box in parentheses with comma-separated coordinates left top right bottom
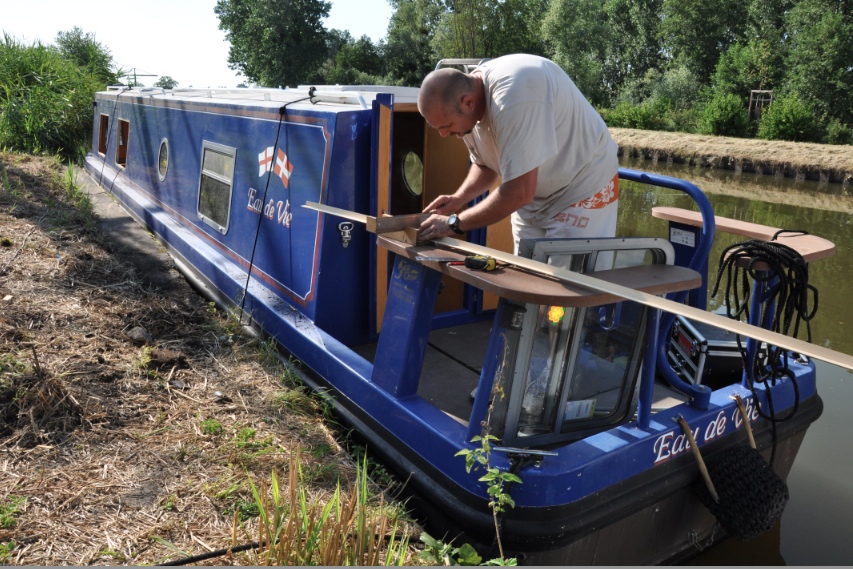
(610, 128, 853, 185)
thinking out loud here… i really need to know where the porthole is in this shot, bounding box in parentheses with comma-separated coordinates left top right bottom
(158, 138, 169, 181)
(402, 151, 423, 197)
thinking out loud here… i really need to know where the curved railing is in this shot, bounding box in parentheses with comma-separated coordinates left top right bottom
(618, 168, 716, 395)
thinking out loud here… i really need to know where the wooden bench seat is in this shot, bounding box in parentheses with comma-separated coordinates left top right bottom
(652, 206, 835, 264)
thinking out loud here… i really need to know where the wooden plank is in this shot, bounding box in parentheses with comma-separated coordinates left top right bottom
(303, 201, 853, 370)
(434, 236, 853, 371)
(304, 201, 369, 225)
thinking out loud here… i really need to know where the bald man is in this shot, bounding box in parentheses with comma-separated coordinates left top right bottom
(417, 54, 619, 252)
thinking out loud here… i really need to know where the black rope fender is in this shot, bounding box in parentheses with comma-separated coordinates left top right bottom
(687, 230, 820, 540)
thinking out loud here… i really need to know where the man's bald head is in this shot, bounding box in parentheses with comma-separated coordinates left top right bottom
(418, 68, 472, 117)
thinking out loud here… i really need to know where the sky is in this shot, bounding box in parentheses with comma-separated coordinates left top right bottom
(0, 0, 394, 88)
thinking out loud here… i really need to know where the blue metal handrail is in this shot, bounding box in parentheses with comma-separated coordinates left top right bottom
(618, 168, 716, 398)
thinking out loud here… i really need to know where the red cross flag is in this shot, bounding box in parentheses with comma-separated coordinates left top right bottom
(274, 149, 295, 188)
(258, 147, 274, 176)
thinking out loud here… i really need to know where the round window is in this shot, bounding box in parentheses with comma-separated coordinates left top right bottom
(402, 151, 423, 197)
(158, 138, 169, 181)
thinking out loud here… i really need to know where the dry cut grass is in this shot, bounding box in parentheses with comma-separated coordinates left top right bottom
(0, 153, 422, 565)
(610, 128, 853, 184)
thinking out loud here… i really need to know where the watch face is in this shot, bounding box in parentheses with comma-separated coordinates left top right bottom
(448, 214, 458, 225)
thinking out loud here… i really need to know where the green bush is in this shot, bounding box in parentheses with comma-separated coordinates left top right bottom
(756, 94, 821, 142)
(697, 93, 749, 137)
(602, 97, 671, 131)
(0, 34, 102, 160)
(824, 119, 852, 146)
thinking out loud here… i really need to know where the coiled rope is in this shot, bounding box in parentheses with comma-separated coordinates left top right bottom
(710, 230, 818, 465)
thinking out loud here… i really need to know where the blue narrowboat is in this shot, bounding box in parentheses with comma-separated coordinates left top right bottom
(84, 78, 837, 564)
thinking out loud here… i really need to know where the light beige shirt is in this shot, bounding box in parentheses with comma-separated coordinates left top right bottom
(464, 54, 618, 226)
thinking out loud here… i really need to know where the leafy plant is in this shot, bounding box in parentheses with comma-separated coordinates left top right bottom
(0, 33, 104, 160)
(0, 496, 25, 529)
(456, 435, 522, 516)
(200, 418, 224, 436)
(0, 541, 15, 562)
(757, 93, 821, 142)
(697, 92, 749, 136)
(824, 119, 852, 145)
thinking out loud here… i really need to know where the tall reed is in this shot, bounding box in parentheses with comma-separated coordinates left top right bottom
(247, 449, 412, 565)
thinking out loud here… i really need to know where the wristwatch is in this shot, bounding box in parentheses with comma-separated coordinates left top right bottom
(447, 213, 464, 235)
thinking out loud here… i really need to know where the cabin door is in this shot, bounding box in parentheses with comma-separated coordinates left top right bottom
(370, 94, 514, 332)
(371, 95, 472, 331)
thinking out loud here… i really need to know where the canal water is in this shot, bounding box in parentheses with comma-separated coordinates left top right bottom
(618, 156, 853, 565)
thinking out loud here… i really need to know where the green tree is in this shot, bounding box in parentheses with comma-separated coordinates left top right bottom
(215, 0, 331, 87)
(605, 0, 665, 93)
(713, 40, 781, 99)
(756, 93, 821, 142)
(326, 34, 385, 85)
(783, 0, 853, 127)
(542, 0, 612, 105)
(54, 26, 121, 86)
(697, 92, 750, 136)
(432, 0, 494, 58)
(659, 0, 748, 84)
(489, 0, 549, 57)
(385, 0, 443, 86)
(154, 75, 179, 89)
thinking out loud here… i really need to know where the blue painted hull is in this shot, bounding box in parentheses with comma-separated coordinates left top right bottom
(85, 86, 822, 563)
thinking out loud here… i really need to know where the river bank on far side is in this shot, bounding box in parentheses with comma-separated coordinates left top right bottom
(609, 128, 853, 186)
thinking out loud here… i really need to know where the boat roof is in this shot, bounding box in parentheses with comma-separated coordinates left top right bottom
(99, 84, 421, 111)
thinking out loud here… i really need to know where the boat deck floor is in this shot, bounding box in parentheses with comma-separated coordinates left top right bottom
(354, 319, 687, 427)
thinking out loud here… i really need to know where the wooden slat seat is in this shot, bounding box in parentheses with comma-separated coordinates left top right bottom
(652, 206, 836, 264)
(378, 236, 701, 307)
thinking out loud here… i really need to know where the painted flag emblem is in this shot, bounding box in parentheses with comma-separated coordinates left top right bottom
(258, 147, 295, 188)
(258, 147, 274, 176)
(274, 149, 294, 188)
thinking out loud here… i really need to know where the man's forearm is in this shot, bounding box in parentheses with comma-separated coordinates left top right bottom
(455, 163, 500, 204)
(456, 168, 537, 231)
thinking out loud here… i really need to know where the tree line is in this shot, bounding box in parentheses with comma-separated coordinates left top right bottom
(2, 0, 850, 160)
(215, 0, 852, 144)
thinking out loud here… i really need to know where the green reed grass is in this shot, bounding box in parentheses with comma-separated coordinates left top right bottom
(0, 34, 103, 161)
(247, 449, 411, 565)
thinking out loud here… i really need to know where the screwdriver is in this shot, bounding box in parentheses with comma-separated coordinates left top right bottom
(415, 254, 497, 271)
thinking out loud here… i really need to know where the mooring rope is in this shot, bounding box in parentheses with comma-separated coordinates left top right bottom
(710, 231, 818, 465)
(239, 88, 317, 322)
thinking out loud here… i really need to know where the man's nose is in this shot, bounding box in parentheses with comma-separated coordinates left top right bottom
(438, 127, 450, 137)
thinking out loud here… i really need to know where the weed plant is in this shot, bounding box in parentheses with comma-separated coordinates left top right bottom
(246, 449, 412, 565)
(0, 34, 103, 161)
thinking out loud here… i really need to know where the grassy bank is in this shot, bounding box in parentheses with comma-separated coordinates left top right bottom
(0, 153, 428, 565)
(610, 128, 853, 185)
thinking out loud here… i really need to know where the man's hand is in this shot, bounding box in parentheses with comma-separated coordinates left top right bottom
(418, 213, 454, 241)
(423, 194, 463, 215)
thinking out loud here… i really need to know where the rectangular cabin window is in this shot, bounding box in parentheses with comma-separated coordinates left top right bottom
(197, 141, 236, 234)
(98, 115, 109, 155)
(115, 119, 130, 167)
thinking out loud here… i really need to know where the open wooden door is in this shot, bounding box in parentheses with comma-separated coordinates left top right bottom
(372, 96, 394, 332)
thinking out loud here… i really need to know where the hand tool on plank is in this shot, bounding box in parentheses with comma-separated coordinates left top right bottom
(416, 254, 497, 270)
